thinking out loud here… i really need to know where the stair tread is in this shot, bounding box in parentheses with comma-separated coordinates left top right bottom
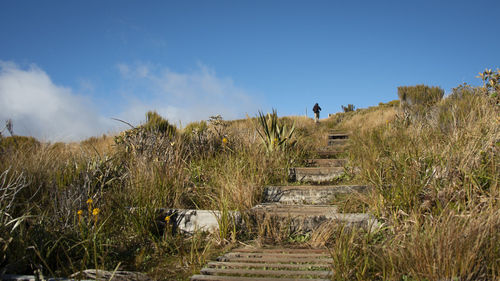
(206, 261, 331, 269)
(293, 167, 344, 170)
(305, 158, 347, 167)
(191, 274, 330, 281)
(231, 248, 329, 253)
(265, 184, 368, 190)
(200, 267, 331, 277)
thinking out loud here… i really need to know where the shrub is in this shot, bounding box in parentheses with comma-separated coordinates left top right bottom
(477, 68, 500, 103)
(114, 111, 178, 158)
(398, 84, 444, 106)
(379, 100, 400, 107)
(0, 136, 40, 152)
(341, 104, 356, 112)
(448, 82, 478, 100)
(143, 111, 176, 136)
(183, 121, 208, 136)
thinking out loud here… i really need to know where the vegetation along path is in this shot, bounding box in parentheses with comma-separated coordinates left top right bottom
(190, 131, 377, 280)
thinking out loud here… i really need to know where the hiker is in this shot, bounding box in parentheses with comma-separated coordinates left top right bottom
(313, 103, 321, 123)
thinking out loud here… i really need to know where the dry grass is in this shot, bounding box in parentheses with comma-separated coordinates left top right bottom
(1, 86, 498, 280)
(388, 208, 500, 280)
(0, 111, 307, 279)
(78, 134, 116, 155)
(338, 106, 397, 132)
(317, 91, 500, 280)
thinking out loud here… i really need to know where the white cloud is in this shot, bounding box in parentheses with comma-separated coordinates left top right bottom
(0, 61, 260, 142)
(0, 61, 113, 141)
(116, 62, 260, 126)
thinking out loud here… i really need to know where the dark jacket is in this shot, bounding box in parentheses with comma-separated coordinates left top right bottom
(313, 103, 321, 113)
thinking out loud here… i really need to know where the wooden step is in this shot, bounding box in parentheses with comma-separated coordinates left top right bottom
(217, 255, 332, 263)
(327, 133, 349, 140)
(251, 203, 378, 233)
(327, 139, 349, 146)
(205, 261, 330, 270)
(223, 252, 329, 258)
(305, 158, 347, 167)
(191, 275, 330, 281)
(316, 149, 345, 158)
(290, 167, 344, 183)
(232, 248, 329, 254)
(200, 268, 332, 278)
(191, 247, 333, 280)
(263, 185, 370, 204)
(251, 204, 339, 216)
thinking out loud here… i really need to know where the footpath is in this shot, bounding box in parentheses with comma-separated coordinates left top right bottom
(190, 131, 376, 281)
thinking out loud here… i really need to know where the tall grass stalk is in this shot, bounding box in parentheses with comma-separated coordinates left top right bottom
(325, 88, 499, 280)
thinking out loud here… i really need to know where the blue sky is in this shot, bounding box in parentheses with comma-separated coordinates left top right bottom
(0, 0, 499, 141)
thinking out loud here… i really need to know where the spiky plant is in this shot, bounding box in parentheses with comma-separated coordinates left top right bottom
(255, 109, 295, 153)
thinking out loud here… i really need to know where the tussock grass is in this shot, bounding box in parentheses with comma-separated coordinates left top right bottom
(334, 106, 397, 132)
(1, 80, 498, 280)
(317, 89, 499, 280)
(398, 84, 444, 106)
(389, 208, 500, 280)
(0, 112, 306, 279)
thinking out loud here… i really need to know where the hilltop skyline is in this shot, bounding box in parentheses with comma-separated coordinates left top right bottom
(1, 0, 499, 141)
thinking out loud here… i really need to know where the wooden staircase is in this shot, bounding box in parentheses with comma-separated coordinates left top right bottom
(190, 131, 376, 280)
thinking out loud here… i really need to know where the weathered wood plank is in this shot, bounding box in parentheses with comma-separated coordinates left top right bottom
(316, 149, 344, 158)
(327, 139, 349, 146)
(305, 158, 347, 167)
(224, 252, 330, 258)
(191, 275, 330, 281)
(217, 256, 332, 263)
(293, 167, 345, 175)
(327, 133, 349, 139)
(206, 261, 331, 270)
(200, 268, 332, 277)
(232, 248, 328, 254)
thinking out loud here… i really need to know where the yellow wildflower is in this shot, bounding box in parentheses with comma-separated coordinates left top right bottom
(86, 198, 93, 204)
(77, 209, 83, 223)
(92, 208, 100, 216)
(165, 216, 171, 223)
(222, 137, 228, 144)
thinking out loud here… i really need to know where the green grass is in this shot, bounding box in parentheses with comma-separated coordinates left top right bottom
(0, 111, 307, 279)
(1, 77, 499, 280)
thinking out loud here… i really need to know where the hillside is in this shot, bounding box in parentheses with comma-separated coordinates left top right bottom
(0, 79, 499, 280)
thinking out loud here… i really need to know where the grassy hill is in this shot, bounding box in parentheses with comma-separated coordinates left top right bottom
(1, 76, 498, 280)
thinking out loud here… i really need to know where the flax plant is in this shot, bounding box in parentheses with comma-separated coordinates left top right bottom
(255, 109, 295, 153)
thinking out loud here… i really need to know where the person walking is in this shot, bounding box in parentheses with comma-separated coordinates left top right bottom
(313, 103, 321, 123)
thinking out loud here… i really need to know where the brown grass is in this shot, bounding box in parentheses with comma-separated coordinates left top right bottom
(1, 88, 498, 280)
(319, 92, 500, 280)
(338, 106, 397, 132)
